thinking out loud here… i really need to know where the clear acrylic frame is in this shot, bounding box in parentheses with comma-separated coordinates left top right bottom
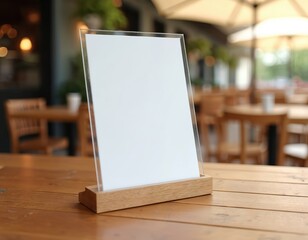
(79, 29, 204, 192)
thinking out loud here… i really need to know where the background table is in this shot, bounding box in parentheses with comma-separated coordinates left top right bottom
(225, 104, 308, 124)
(225, 104, 308, 165)
(1, 154, 308, 239)
(10, 106, 78, 155)
(10, 106, 78, 122)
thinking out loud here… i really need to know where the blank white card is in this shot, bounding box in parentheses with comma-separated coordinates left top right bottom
(84, 32, 200, 191)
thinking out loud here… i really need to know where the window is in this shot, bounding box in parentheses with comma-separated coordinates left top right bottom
(0, 0, 40, 89)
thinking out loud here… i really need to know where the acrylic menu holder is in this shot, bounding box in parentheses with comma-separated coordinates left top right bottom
(78, 30, 212, 213)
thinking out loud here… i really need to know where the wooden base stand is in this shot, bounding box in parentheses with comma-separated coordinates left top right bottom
(79, 175, 212, 213)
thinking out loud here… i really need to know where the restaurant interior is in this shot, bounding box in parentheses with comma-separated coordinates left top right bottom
(1, 0, 308, 239)
(1, 0, 308, 167)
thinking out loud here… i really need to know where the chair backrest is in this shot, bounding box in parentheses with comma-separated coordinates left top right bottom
(221, 110, 288, 165)
(198, 93, 225, 161)
(237, 89, 251, 104)
(208, 88, 251, 107)
(5, 98, 47, 152)
(77, 103, 95, 156)
(200, 93, 225, 117)
(224, 92, 238, 106)
(223, 88, 247, 106)
(256, 89, 287, 104)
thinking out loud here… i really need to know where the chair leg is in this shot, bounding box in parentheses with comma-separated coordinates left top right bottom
(215, 151, 224, 162)
(255, 154, 262, 165)
(299, 159, 305, 167)
(45, 147, 53, 155)
(226, 154, 234, 163)
(200, 123, 210, 163)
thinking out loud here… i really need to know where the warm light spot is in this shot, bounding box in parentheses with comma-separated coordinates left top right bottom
(79, 23, 89, 30)
(205, 56, 216, 67)
(77, 21, 89, 31)
(20, 37, 32, 51)
(113, 0, 122, 7)
(75, 22, 89, 42)
(7, 28, 17, 38)
(28, 11, 40, 23)
(1, 24, 11, 33)
(0, 47, 8, 57)
(188, 52, 199, 61)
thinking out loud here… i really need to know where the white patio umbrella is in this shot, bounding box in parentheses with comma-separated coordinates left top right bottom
(151, 0, 308, 30)
(229, 17, 308, 50)
(229, 17, 308, 79)
(151, 0, 308, 100)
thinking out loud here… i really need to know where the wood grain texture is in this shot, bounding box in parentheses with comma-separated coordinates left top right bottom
(205, 168, 308, 183)
(1, 154, 308, 239)
(205, 161, 308, 173)
(213, 179, 308, 197)
(1, 208, 307, 240)
(106, 202, 308, 234)
(79, 175, 212, 213)
(177, 191, 308, 213)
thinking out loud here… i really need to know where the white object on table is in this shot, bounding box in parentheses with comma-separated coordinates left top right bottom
(67, 93, 81, 112)
(262, 93, 274, 113)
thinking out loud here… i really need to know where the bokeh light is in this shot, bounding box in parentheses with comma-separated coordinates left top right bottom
(20, 37, 32, 51)
(1, 24, 12, 33)
(28, 11, 40, 24)
(7, 28, 17, 38)
(0, 47, 8, 57)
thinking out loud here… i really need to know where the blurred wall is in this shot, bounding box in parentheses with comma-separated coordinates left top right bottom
(52, 0, 81, 104)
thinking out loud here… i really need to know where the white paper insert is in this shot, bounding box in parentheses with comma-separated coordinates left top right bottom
(84, 33, 200, 191)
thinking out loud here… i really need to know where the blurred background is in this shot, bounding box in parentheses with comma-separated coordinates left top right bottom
(1, 0, 307, 153)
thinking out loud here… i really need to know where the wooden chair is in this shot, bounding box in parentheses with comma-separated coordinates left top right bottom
(284, 124, 308, 167)
(224, 89, 251, 106)
(198, 93, 225, 162)
(287, 123, 307, 143)
(217, 110, 288, 165)
(77, 103, 95, 156)
(224, 92, 238, 106)
(5, 98, 68, 154)
(237, 89, 251, 104)
(275, 94, 287, 104)
(256, 90, 287, 104)
(286, 95, 308, 142)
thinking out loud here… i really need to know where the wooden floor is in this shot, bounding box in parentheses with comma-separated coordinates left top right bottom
(1, 154, 308, 239)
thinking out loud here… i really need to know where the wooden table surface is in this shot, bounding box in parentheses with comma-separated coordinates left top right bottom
(10, 105, 78, 122)
(1, 154, 308, 239)
(193, 90, 308, 105)
(226, 104, 308, 124)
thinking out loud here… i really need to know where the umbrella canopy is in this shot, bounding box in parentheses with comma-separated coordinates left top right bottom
(229, 17, 308, 80)
(152, 0, 308, 102)
(229, 17, 308, 50)
(151, 0, 308, 30)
